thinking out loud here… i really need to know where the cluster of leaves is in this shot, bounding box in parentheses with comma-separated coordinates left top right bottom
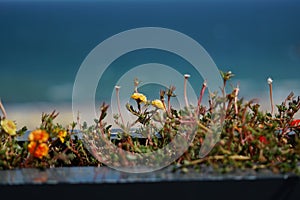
(180, 88, 300, 174)
(0, 111, 101, 170)
(177, 71, 300, 174)
(174, 71, 300, 174)
(0, 118, 27, 169)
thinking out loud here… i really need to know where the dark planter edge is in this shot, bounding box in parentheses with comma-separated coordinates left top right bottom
(1, 166, 300, 200)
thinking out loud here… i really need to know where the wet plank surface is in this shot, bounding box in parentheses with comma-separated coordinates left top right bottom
(0, 165, 298, 185)
(1, 166, 300, 200)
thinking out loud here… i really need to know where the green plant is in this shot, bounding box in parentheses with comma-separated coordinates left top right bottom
(80, 71, 300, 174)
(0, 106, 101, 170)
(1, 70, 300, 175)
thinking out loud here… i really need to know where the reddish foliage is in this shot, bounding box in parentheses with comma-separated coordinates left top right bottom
(290, 119, 300, 127)
(258, 135, 268, 144)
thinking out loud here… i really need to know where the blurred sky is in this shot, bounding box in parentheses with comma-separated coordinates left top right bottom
(0, 0, 300, 113)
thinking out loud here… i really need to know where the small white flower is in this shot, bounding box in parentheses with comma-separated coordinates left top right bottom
(115, 85, 121, 90)
(184, 74, 191, 78)
(267, 77, 273, 85)
(228, 71, 232, 74)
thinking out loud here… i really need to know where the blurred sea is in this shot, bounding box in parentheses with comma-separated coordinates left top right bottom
(1, 0, 300, 129)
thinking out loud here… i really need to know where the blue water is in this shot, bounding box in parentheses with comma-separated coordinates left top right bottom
(1, 0, 300, 105)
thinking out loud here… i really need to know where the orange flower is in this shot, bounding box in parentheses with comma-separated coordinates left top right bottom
(28, 129, 49, 143)
(28, 141, 49, 159)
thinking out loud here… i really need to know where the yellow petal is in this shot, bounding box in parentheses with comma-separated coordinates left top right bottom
(131, 92, 147, 103)
(151, 99, 165, 110)
(1, 119, 17, 136)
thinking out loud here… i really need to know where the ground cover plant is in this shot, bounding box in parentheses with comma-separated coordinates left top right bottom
(1, 70, 300, 175)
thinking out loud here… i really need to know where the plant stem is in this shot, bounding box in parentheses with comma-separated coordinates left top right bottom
(0, 99, 7, 118)
(181, 155, 251, 167)
(184, 74, 190, 109)
(270, 84, 274, 115)
(115, 86, 125, 126)
(268, 78, 274, 116)
(196, 80, 207, 116)
(167, 95, 171, 115)
(234, 84, 239, 115)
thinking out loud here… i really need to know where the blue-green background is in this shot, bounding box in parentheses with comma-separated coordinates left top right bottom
(1, 0, 300, 105)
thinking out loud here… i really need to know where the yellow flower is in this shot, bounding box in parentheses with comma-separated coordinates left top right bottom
(57, 130, 67, 143)
(131, 92, 147, 103)
(28, 129, 49, 143)
(151, 99, 165, 110)
(28, 141, 49, 159)
(1, 119, 17, 136)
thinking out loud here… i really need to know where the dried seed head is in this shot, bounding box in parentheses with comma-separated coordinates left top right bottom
(267, 77, 273, 85)
(184, 74, 191, 78)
